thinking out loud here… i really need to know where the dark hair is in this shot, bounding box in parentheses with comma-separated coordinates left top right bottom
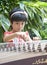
(9, 7, 28, 23)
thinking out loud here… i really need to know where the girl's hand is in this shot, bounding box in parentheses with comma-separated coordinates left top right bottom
(33, 37, 41, 40)
(16, 32, 32, 41)
(19, 35, 28, 41)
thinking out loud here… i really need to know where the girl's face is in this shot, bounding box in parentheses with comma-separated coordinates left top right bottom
(12, 21, 25, 32)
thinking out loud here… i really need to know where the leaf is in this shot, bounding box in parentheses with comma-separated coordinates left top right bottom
(0, 14, 10, 31)
(32, 28, 41, 38)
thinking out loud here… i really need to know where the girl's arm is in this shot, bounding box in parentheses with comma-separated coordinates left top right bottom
(3, 32, 19, 42)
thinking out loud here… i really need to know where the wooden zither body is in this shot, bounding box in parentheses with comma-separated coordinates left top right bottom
(0, 40, 47, 65)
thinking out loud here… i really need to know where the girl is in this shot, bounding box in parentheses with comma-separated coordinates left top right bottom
(3, 7, 32, 43)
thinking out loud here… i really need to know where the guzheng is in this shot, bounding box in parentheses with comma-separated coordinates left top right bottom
(0, 40, 47, 65)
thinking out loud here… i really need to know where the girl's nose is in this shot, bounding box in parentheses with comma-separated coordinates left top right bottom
(19, 24, 22, 28)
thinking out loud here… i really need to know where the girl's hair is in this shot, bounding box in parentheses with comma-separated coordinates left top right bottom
(9, 7, 28, 23)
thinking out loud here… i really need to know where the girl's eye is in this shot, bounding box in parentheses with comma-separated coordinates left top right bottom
(16, 23, 19, 24)
(22, 23, 24, 25)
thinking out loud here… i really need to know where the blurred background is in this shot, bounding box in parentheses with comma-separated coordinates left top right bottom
(0, 0, 47, 42)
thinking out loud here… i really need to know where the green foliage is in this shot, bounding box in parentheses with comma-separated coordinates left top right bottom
(0, 0, 20, 18)
(22, 1, 47, 7)
(39, 23, 47, 39)
(0, 26, 4, 42)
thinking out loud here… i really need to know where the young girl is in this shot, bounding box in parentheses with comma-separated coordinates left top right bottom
(3, 7, 32, 44)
